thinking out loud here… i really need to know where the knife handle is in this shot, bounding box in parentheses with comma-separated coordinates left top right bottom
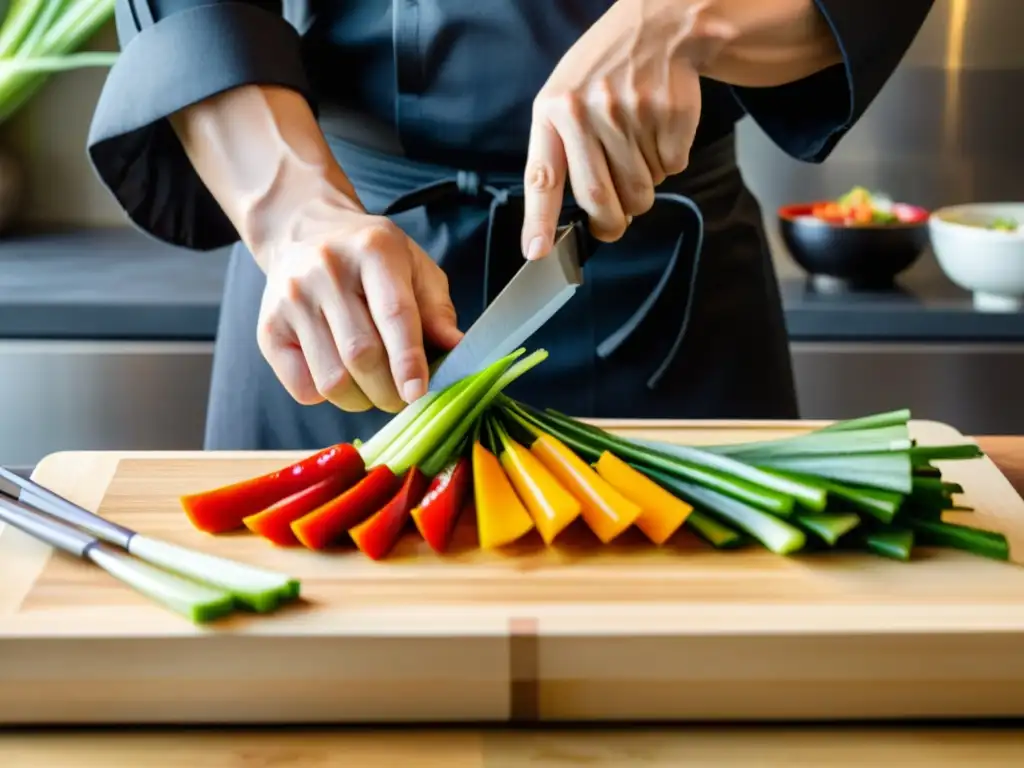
(563, 211, 602, 266)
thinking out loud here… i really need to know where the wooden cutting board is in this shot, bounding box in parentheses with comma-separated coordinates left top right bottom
(2, 418, 1024, 726)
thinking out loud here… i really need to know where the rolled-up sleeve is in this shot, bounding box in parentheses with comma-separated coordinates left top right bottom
(731, 0, 934, 163)
(87, 1, 314, 250)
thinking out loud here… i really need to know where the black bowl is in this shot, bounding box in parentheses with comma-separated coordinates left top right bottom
(778, 202, 931, 292)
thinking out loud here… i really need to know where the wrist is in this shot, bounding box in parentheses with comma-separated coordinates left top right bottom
(670, 0, 841, 87)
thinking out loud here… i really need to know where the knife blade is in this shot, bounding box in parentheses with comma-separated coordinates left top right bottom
(427, 221, 593, 392)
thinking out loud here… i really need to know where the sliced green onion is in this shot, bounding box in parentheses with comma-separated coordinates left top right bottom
(88, 546, 235, 624)
(752, 452, 913, 494)
(706, 425, 911, 460)
(795, 512, 861, 546)
(128, 536, 299, 613)
(358, 391, 441, 465)
(910, 444, 984, 463)
(861, 529, 914, 561)
(910, 519, 1010, 561)
(420, 351, 548, 476)
(686, 510, 745, 549)
(646, 470, 805, 555)
(819, 409, 911, 432)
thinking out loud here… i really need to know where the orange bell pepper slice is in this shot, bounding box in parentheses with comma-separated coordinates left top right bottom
(498, 434, 580, 545)
(530, 433, 641, 544)
(472, 441, 535, 549)
(594, 452, 693, 545)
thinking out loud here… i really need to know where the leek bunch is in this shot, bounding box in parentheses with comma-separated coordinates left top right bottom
(0, 0, 117, 125)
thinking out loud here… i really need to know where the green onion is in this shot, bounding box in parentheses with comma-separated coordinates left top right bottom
(685, 510, 745, 549)
(751, 452, 913, 494)
(706, 425, 912, 460)
(420, 350, 548, 476)
(910, 444, 984, 463)
(795, 512, 861, 546)
(127, 536, 300, 613)
(861, 529, 914, 561)
(89, 547, 235, 624)
(0, 0, 118, 125)
(819, 409, 911, 432)
(505, 399, 795, 516)
(646, 470, 806, 555)
(910, 519, 1010, 561)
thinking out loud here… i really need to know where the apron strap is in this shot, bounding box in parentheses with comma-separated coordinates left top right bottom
(379, 174, 705, 391)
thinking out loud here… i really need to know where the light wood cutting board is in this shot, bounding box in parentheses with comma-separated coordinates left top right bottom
(2, 419, 1024, 726)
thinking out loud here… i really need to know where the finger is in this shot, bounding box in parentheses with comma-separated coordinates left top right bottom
(657, 88, 700, 178)
(522, 115, 569, 260)
(288, 307, 374, 412)
(590, 101, 655, 218)
(256, 313, 325, 407)
(632, 96, 668, 187)
(409, 241, 463, 350)
(360, 242, 433, 405)
(552, 107, 627, 242)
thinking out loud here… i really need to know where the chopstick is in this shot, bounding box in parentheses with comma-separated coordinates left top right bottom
(0, 468, 300, 613)
(0, 493, 235, 623)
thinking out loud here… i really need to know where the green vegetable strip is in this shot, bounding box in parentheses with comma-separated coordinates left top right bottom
(507, 400, 795, 516)
(705, 425, 911, 459)
(910, 519, 1010, 561)
(541, 408, 825, 509)
(861, 529, 914, 562)
(751, 452, 913, 494)
(358, 390, 442, 465)
(818, 409, 911, 432)
(384, 354, 526, 474)
(645, 470, 806, 555)
(685, 510, 744, 549)
(809, 476, 902, 523)
(88, 547, 235, 624)
(910, 444, 984, 463)
(419, 350, 548, 476)
(0, 0, 119, 125)
(14, 0, 67, 57)
(795, 512, 861, 546)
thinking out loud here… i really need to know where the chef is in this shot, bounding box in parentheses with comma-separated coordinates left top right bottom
(87, 0, 934, 451)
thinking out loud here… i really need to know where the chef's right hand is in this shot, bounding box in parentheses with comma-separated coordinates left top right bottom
(256, 211, 463, 413)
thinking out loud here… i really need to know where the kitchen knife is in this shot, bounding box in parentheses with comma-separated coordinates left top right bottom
(428, 219, 596, 392)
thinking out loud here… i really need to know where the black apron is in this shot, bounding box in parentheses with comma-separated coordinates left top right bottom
(203, 131, 798, 451)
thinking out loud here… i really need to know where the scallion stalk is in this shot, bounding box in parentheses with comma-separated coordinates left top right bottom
(909, 519, 1010, 561)
(861, 528, 914, 561)
(685, 510, 744, 549)
(795, 512, 861, 546)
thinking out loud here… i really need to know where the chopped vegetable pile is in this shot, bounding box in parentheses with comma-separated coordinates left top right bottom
(811, 186, 922, 226)
(181, 349, 1012, 564)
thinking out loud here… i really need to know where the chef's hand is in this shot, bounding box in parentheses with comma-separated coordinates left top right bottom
(257, 208, 463, 413)
(521, 0, 732, 259)
(170, 85, 462, 414)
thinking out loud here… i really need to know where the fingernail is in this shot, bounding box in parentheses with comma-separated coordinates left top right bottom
(402, 378, 426, 403)
(526, 236, 545, 261)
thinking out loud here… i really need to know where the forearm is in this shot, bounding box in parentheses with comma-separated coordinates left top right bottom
(169, 85, 362, 266)
(676, 0, 843, 87)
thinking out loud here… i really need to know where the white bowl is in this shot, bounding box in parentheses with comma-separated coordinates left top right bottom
(928, 203, 1024, 312)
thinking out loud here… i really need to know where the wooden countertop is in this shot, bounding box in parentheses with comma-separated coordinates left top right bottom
(3, 436, 1023, 767)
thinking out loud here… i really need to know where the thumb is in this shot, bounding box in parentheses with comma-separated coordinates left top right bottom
(410, 246, 463, 350)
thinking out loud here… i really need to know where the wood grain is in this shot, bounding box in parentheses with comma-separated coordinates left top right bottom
(2, 420, 1024, 726)
(3, 726, 1024, 767)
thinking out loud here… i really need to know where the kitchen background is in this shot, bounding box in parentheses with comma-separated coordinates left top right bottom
(0, 0, 1022, 469)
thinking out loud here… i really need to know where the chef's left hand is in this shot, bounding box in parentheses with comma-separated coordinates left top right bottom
(521, 0, 732, 260)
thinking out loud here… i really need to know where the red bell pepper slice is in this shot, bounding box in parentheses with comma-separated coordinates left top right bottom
(242, 468, 362, 547)
(348, 468, 429, 560)
(181, 443, 365, 534)
(410, 457, 471, 554)
(291, 465, 401, 550)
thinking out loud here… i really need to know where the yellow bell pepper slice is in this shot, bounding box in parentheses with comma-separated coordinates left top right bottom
(530, 433, 641, 543)
(499, 435, 581, 545)
(594, 452, 693, 545)
(472, 440, 535, 549)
